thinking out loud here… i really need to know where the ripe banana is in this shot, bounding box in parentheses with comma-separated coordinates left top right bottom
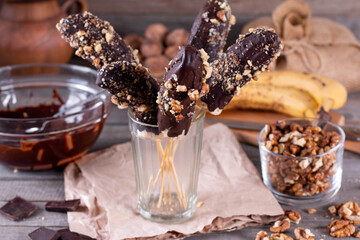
(226, 82, 319, 117)
(300, 72, 347, 110)
(256, 71, 347, 111)
(256, 71, 324, 107)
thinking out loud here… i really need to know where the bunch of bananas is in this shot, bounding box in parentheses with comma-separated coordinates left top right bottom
(226, 71, 348, 117)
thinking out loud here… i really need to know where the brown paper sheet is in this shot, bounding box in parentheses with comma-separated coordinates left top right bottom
(64, 124, 283, 239)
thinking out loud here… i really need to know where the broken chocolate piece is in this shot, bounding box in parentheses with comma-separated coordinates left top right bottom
(188, 0, 235, 62)
(29, 227, 59, 240)
(45, 199, 80, 213)
(201, 28, 283, 114)
(97, 61, 159, 124)
(157, 45, 210, 137)
(57, 228, 96, 240)
(56, 11, 137, 69)
(0, 196, 37, 221)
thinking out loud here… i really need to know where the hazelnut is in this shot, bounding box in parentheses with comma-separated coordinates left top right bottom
(165, 28, 190, 46)
(145, 23, 168, 42)
(140, 40, 164, 57)
(123, 33, 144, 50)
(143, 55, 169, 75)
(165, 45, 180, 59)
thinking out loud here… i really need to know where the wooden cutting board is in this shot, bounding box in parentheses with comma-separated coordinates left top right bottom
(206, 110, 360, 154)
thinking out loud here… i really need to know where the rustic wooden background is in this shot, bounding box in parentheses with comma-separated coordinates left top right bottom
(86, 0, 360, 41)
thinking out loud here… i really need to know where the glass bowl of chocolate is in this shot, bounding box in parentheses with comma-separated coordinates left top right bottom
(258, 118, 345, 206)
(0, 63, 111, 170)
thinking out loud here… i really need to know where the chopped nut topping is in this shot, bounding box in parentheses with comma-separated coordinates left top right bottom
(176, 85, 187, 92)
(328, 220, 355, 238)
(270, 218, 291, 233)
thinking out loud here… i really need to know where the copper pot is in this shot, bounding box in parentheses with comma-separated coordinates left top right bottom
(0, 0, 87, 66)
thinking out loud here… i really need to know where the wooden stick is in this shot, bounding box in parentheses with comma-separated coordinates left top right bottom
(146, 174, 153, 194)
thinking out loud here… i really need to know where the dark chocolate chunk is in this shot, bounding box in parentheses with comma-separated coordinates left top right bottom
(97, 61, 159, 124)
(188, 0, 234, 62)
(0, 196, 37, 221)
(201, 28, 283, 114)
(45, 199, 80, 213)
(57, 228, 96, 240)
(157, 45, 210, 137)
(56, 11, 137, 69)
(28, 227, 59, 240)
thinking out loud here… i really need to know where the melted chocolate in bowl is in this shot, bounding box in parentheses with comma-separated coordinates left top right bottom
(0, 64, 111, 170)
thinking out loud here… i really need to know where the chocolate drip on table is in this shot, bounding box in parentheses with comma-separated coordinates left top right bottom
(157, 45, 205, 137)
(201, 28, 283, 114)
(187, 0, 234, 63)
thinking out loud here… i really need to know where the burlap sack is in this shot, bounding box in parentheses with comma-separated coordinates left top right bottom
(242, 0, 360, 92)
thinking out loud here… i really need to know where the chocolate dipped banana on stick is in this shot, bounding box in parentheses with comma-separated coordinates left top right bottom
(187, 0, 235, 63)
(157, 46, 211, 137)
(56, 11, 137, 69)
(57, 12, 159, 124)
(201, 28, 283, 114)
(97, 61, 159, 124)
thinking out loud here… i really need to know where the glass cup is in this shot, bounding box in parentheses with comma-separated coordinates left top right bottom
(128, 110, 205, 223)
(258, 118, 345, 206)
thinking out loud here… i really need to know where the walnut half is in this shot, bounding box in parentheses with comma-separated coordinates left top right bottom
(284, 209, 301, 224)
(271, 233, 293, 240)
(294, 227, 315, 240)
(338, 200, 360, 224)
(270, 218, 291, 233)
(255, 230, 270, 240)
(328, 220, 355, 238)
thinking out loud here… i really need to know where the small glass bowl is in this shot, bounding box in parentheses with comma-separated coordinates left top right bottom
(0, 63, 111, 170)
(258, 118, 345, 206)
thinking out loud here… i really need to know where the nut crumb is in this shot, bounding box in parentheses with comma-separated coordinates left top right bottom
(196, 202, 203, 208)
(328, 205, 337, 215)
(307, 208, 317, 214)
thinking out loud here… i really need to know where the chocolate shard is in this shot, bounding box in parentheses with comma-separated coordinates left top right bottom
(0, 196, 37, 221)
(28, 227, 60, 240)
(157, 45, 211, 137)
(97, 61, 159, 124)
(45, 199, 80, 213)
(188, 0, 235, 63)
(201, 28, 283, 114)
(57, 228, 96, 240)
(56, 11, 137, 69)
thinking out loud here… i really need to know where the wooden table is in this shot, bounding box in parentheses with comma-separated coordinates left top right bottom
(1, 92, 359, 240)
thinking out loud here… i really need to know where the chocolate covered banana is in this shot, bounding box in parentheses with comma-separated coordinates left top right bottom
(157, 45, 211, 137)
(187, 0, 235, 63)
(201, 28, 283, 114)
(56, 11, 137, 69)
(97, 61, 159, 124)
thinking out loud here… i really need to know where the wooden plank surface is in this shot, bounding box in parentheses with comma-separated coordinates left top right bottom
(0, 91, 359, 239)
